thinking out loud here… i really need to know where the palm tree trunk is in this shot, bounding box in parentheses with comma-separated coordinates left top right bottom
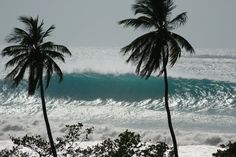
(39, 76, 57, 157)
(163, 66, 178, 157)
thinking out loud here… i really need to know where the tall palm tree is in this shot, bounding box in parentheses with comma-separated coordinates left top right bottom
(2, 16, 71, 157)
(119, 0, 194, 156)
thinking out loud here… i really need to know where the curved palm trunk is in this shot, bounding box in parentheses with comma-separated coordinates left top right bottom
(162, 47, 178, 157)
(163, 67, 178, 157)
(39, 76, 57, 157)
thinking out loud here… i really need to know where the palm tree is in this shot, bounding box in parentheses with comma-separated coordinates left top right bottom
(119, 0, 194, 156)
(2, 16, 71, 157)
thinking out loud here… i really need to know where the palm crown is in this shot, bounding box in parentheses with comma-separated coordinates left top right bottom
(2, 16, 71, 95)
(119, 0, 194, 78)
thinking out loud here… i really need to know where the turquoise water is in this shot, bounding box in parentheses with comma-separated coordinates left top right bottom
(1, 72, 235, 116)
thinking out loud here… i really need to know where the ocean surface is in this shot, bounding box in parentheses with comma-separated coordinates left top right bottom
(0, 47, 236, 149)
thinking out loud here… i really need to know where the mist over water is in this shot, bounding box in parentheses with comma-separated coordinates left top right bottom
(0, 47, 236, 146)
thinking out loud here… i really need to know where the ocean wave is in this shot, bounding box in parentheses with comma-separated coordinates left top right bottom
(0, 73, 235, 115)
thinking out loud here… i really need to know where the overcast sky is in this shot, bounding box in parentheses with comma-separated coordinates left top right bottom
(0, 0, 236, 48)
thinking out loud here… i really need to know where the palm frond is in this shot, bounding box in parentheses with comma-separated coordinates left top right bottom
(6, 58, 30, 87)
(165, 0, 176, 12)
(132, 3, 155, 19)
(140, 51, 156, 78)
(42, 25, 55, 39)
(169, 46, 181, 67)
(41, 43, 71, 56)
(168, 12, 187, 29)
(5, 66, 21, 81)
(40, 41, 54, 48)
(52, 63, 63, 82)
(167, 35, 181, 67)
(140, 43, 163, 78)
(171, 33, 194, 53)
(2, 45, 28, 56)
(119, 16, 155, 29)
(44, 60, 53, 89)
(135, 51, 149, 75)
(126, 36, 153, 63)
(19, 16, 34, 27)
(121, 31, 155, 54)
(6, 28, 32, 44)
(130, 38, 155, 76)
(19, 16, 39, 33)
(5, 53, 29, 68)
(46, 57, 63, 83)
(51, 45, 71, 55)
(121, 30, 164, 78)
(150, 0, 169, 24)
(133, 0, 162, 27)
(43, 50, 65, 62)
(19, 16, 46, 44)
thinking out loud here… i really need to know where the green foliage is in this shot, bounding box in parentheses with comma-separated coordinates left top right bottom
(10, 135, 51, 156)
(0, 123, 172, 157)
(56, 123, 94, 156)
(212, 141, 236, 157)
(0, 146, 30, 157)
(86, 129, 171, 157)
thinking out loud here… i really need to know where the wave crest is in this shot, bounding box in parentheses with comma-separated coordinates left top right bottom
(1, 73, 235, 115)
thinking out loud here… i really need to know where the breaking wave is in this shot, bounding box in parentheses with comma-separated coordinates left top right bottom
(1, 73, 235, 116)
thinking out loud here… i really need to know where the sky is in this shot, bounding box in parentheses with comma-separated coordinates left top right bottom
(0, 0, 236, 48)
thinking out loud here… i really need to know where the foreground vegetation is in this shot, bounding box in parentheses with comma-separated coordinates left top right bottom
(212, 141, 236, 157)
(0, 123, 173, 157)
(1, 122, 236, 157)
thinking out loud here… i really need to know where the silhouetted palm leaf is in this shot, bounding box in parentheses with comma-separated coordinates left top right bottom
(118, 16, 154, 29)
(171, 33, 194, 53)
(5, 53, 29, 68)
(41, 25, 55, 40)
(168, 12, 187, 29)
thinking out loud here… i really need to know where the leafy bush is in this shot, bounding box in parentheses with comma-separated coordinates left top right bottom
(0, 123, 172, 157)
(212, 141, 236, 157)
(85, 130, 171, 157)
